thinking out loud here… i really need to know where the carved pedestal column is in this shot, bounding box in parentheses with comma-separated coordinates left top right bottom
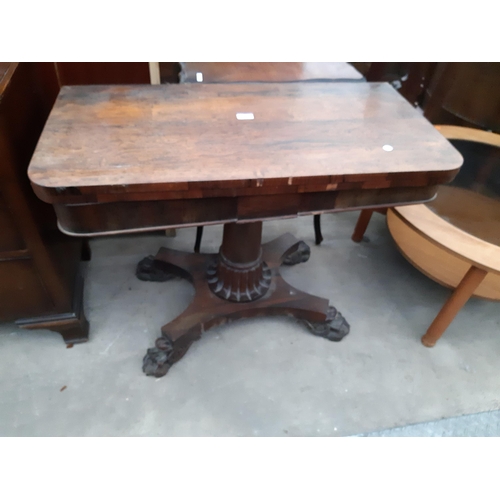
(207, 222, 272, 302)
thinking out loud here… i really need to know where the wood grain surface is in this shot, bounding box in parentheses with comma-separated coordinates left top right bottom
(28, 82, 462, 204)
(179, 62, 364, 83)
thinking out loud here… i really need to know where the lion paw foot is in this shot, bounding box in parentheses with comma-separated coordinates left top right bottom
(282, 241, 311, 266)
(136, 256, 175, 282)
(142, 347, 173, 377)
(304, 306, 350, 342)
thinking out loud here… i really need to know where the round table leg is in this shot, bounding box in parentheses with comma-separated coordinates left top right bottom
(422, 265, 488, 347)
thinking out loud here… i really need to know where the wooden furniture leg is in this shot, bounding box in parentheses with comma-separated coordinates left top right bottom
(352, 209, 374, 242)
(81, 239, 92, 261)
(194, 226, 204, 253)
(16, 273, 89, 345)
(314, 214, 323, 245)
(421, 266, 488, 347)
(138, 222, 350, 378)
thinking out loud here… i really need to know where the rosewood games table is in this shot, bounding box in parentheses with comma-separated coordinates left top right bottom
(28, 82, 463, 378)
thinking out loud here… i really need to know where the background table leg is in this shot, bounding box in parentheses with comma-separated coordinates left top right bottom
(352, 209, 374, 243)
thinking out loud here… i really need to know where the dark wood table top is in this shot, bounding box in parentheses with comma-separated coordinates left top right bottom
(29, 82, 462, 205)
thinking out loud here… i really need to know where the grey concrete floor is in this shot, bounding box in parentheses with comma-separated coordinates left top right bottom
(360, 408, 500, 436)
(0, 211, 499, 436)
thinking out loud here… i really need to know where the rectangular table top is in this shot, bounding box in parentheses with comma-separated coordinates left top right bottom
(28, 82, 462, 203)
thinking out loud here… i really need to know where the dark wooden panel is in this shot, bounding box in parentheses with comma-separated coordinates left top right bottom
(30, 63, 61, 119)
(0, 63, 61, 236)
(56, 62, 151, 85)
(52, 185, 439, 236)
(0, 62, 86, 329)
(0, 259, 53, 320)
(423, 63, 500, 132)
(54, 197, 238, 235)
(333, 186, 437, 211)
(0, 62, 74, 308)
(0, 193, 26, 252)
(298, 191, 339, 213)
(237, 194, 301, 219)
(159, 63, 181, 83)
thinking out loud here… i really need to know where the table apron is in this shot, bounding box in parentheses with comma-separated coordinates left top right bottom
(53, 186, 438, 237)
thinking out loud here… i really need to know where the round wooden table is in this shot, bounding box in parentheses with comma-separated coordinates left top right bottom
(387, 126, 500, 346)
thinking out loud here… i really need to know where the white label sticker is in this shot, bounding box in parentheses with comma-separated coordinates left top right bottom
(196, 72, 203, 82)
(382, 144, 394, 152)
(236, 112, 254, 120)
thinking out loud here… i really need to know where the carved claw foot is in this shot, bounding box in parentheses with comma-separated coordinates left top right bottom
(143, 335, 174, 377)
(282, 241, 311, 266)
(303, 306, 350, 342)
(142, 347, 173, 377)
(136, 255, 175, 282)
(142, 336, 191, 378)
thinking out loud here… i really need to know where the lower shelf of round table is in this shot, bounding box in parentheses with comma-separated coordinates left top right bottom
(387, 208, 500, 301)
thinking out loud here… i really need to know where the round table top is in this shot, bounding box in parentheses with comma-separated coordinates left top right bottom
(427, 138, 500, 247)
(428, 186, 500, 247)
(394, 133, 500, 275)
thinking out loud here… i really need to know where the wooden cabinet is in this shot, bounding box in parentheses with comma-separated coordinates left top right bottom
(0, 62, 88, 344)
(0, 193, 26, 251)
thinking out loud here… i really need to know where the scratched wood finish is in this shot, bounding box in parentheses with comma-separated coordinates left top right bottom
(29, 83, 462, 206)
